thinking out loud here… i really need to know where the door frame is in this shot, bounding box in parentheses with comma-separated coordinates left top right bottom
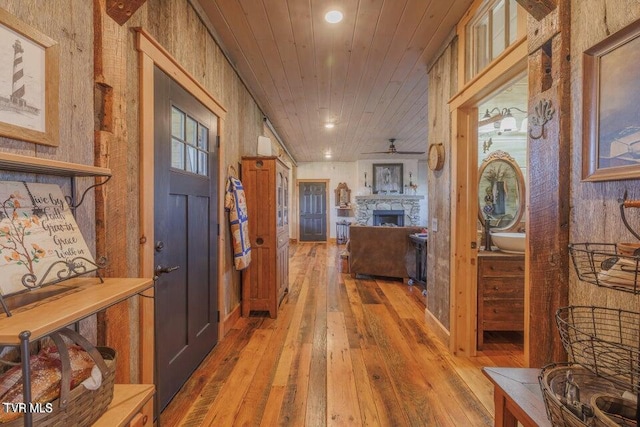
(295, 179, 330, 242)
(136, 28, 227, 401)
(448, 38, 528, 358)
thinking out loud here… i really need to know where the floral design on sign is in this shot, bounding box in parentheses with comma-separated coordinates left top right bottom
(0, 181, 95, 296)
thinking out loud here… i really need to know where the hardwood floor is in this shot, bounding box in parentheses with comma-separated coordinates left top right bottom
(161, 242, 524, 426)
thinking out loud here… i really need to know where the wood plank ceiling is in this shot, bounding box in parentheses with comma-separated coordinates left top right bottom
(198, 0, 474, 162)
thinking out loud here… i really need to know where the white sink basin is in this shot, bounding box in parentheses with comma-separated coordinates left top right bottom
(491, 232, 525, 253)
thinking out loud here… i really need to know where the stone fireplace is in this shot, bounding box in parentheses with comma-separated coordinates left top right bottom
(354, 195, 424, 226)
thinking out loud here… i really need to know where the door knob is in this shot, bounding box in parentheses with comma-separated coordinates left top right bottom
(154, 264, 180, 280)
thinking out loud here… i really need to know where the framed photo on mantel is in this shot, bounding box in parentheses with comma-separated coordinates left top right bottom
(582, 19, 640, 181)
(372, 163, 403, 194)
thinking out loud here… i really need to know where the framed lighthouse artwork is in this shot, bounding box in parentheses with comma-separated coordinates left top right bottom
(0, 8, 59, 147)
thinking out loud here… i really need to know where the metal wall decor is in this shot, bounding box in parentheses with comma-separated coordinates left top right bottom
(529, 99, 555, 139)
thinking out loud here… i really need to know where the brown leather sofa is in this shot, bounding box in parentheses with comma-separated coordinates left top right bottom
(348, 225, 422, 279)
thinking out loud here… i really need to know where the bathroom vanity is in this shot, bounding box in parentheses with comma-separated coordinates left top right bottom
(477, 251, 525, 349)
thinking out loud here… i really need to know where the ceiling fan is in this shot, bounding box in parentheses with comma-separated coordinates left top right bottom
(361, 138, 425, 155)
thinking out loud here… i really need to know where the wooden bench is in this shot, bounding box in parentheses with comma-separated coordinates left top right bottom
(482, 367, 551, 427)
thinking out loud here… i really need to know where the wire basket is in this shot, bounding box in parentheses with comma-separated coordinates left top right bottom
(556, 306, 640, 394)
(539, 363, 629, 427)
(590, 394, 638, 427)
(569, 243, 640, 294)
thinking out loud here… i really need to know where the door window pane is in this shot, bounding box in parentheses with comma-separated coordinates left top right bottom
(198, 125, 208, 150)
(186, 145, 197, 173)
(172, 138, 185, 170)
(186, 116, 197, 145)
(171, 107, 185, 139)
(198, 150, 208, 176)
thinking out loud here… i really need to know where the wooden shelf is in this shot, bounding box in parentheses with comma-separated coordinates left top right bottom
(0, 152, 111, 177)
(0, 277, 153, 344)
(93, 384, 155, 427)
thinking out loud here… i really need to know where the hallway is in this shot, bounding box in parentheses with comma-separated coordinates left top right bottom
(161, 242, 523, 426)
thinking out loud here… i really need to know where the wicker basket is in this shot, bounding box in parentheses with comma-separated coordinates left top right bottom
(539, 363, 628, 427)
(556, 306, 640, 393)
(2, 331, 116, 427)
(590, 394, 637, 427)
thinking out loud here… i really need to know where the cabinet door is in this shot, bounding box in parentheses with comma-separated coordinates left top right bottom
(277, 172, 283, 227)
(277, 239, 289, 301)
(283, 176, 289, 226)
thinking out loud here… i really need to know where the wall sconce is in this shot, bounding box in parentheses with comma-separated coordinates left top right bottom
(482, 137, 493, 153)
(479, 107, 527, 134)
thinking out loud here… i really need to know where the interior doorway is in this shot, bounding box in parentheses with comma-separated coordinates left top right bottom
(298, 181, 328, 241)
(448, 52, 528, 359)
(475, 75, 528, 353)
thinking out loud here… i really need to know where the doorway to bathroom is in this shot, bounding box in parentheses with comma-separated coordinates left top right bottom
(475, 75, 528, 352)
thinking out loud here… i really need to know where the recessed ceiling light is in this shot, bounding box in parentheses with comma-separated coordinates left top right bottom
(325, 152, 332, 159)
(325, 10, 343, 24)
(324, 122, 335, 129)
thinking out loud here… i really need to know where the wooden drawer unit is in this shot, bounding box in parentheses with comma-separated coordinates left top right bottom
(477, 252, 525, 349)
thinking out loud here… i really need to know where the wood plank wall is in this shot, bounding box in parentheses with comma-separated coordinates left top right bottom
(0, 1, 97, 339)
(426, 40, 458, 331)
(569, 0, 640, 310)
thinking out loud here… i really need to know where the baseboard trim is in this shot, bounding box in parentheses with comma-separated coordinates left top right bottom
(425, 307, 450, 347)
(222, 304, 241, 337)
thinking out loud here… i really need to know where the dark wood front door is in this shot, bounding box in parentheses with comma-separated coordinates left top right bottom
(154, 66, 219, 411)
(299, 182, 326, 241)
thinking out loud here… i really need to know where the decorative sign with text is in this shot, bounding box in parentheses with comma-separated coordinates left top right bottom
(0, 181, 95, 296)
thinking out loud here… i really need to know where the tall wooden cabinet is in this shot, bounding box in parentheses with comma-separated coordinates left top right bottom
(241, 156, 290, 318)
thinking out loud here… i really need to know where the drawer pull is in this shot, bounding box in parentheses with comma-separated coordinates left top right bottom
(256, 237, 264, 245)
(494, 286, 499, 290)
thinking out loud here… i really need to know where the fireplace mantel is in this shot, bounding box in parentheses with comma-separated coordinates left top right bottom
(355, 195, 424, 201)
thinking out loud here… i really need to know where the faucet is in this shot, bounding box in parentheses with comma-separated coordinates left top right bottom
(484, 218, 494, 251)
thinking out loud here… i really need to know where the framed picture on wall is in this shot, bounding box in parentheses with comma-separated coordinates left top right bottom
(0, 8, 59, 147)
(582, 19, 640, 181)
(372, 163, 403, 194)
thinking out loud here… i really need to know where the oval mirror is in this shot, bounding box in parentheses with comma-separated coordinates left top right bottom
(478, 150, 525, 231)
